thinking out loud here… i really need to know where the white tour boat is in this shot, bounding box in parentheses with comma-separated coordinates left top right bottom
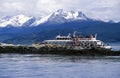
(43, 32, 111, 49)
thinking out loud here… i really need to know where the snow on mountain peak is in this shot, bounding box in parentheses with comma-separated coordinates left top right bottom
(0, 9, 90, 27)
(52, 9, 88, 20)
(53, 9, 75, 19)
(31, 14, 52, 26)
(30, 9, 89, 26)
(0, 14, 33, 27)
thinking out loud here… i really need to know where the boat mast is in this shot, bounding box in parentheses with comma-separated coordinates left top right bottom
(95, 34, 97, 39)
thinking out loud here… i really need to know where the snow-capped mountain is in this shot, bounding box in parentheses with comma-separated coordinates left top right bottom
(32, 9, 89, 26)
(52, 9, 88, 20)
(0, 14, 34, 27)
(0, 9, 113, 27)
(0, 9, 118, 28)
(31, 14, 51, 26)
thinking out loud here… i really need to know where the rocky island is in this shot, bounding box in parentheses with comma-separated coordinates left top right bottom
(0, 43, 120, 56)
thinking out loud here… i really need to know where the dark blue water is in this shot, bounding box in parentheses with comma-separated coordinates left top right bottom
(0, 54, 120, 78)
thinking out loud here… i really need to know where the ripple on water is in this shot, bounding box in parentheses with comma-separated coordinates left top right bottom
(0, 54, 120, 78)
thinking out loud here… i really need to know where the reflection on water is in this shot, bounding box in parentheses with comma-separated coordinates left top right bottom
(0, 54, 120, 78)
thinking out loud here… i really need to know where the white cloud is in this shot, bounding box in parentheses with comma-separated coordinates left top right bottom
(0, 2, 26, 16)
(3, 2, 25, 11)
(82, 0, 120, 21)
(35, 0, 60, 16)
(0, 0, 120, 21)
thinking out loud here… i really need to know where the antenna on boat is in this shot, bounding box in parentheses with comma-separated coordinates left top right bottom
(73, 31, 76, 37)
(68, 33, 71, 37)
(95, 33, 97, 39)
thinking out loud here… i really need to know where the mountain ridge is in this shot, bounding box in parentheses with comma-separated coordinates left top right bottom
(0, 9, 111, 27)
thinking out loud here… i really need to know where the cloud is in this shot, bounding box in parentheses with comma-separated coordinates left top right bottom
(35, 0, 60, 16)
(0, 0, 119, 21)
(2, 2, 25, 11)
(0, 2, 26, 16)
(83, 0, 120, 21)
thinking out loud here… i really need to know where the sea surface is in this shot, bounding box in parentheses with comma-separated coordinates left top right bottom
(110, 42, 120, 51)
(0, 54, 120, 78)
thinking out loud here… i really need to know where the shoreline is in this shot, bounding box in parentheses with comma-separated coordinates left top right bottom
(0, 46, 120, 56)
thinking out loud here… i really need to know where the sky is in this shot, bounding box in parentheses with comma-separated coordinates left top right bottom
(0, 0, 120, 22)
